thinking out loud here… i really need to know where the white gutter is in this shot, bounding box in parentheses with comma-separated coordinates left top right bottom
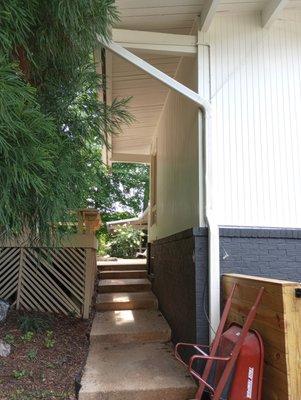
(97, 36, 220, 342)
(197, 37, 220, 342)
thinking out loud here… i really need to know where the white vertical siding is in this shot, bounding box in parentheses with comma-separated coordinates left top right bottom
(199, 10, 301, 228)
(149, 56, 200, 241)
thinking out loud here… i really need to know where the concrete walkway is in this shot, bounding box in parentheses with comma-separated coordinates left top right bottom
(79, 260, 196, 400)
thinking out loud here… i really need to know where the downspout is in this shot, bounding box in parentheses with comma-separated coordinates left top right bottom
(97, 35, 220, 343)
(197, 40, 220, 343)
(199, 109, 220, 343)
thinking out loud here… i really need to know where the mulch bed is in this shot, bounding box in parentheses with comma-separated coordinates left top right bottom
(0, 310, 91, 400)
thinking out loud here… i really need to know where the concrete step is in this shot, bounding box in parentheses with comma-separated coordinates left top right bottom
(100, 270, 147, 280)
(98, 260, 147, 272)
(96, 291, 158, 311)
(79, 342, 196, 400)
(99, 278, 151, 293)
(91, 310, 171, 344)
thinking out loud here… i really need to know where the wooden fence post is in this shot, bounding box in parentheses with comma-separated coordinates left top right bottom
(83, 248, 97, 319)
(16, 247, 24, 310)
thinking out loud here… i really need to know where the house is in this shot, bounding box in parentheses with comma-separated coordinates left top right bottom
(98, 1, 301, 345)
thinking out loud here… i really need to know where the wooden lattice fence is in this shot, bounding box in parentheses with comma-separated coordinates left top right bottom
(0, 241, 97, 319)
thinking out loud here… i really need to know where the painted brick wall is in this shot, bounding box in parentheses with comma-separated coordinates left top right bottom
(194, 227, 301, 342)
(151, 227, 301, 346)
(150, 229, 197, 344)
(220, 228, 301, 282)
(193, 229, 209, 344)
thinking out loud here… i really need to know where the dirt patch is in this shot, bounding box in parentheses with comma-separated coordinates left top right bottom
(0, 310, 91, 400)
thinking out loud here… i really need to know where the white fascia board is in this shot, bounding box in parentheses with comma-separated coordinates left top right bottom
(102, 49, 113, 167)
(111, 153, 151, 164)
(262, 0, 289, 28)
(97, 36, 211, 112)
(199, 0, 220, 32)
(112, 28, 197, 56)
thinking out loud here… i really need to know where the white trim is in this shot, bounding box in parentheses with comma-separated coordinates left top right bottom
(101, 49, 113, 167)
(111, 153, 150, 164)
(262, 0, 288, 28)
(112, 29, 197, 56)
(200, 0, 220, 32)
(197, 25, 220, 342)
(97, 36, 211, 112)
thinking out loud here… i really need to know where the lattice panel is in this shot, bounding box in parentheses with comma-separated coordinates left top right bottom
(0, 247, 88, 317)
(19, 248, 86, 316)
(0, 248, 20, 305)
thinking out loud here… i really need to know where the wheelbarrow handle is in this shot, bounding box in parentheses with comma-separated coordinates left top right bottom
(175, 342, 211, 365)
(188, 354, 232, 394)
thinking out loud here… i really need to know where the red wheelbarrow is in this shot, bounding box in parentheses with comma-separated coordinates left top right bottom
(175, 284, 264, 400)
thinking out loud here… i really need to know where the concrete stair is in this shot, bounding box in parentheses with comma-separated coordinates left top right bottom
(100, 270, 147, 280)
(80, 259, 196, 400)
(98, 259, 147, 272)
(90, 309, 171, 344)
(99, 278, 151, 293)
(96, 291, 158, 311)
(79, 342, 196, 400)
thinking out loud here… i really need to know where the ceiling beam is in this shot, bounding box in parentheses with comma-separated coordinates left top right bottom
(199, 0, 220, 32)
(97, 37, 210, 111)
(101, 49, 113, 167)
(262, 0, 288, 28)
(112, 28, 197, 56)
(111, 153, 151, 164)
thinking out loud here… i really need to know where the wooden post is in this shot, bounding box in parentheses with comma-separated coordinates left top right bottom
(16, 247, 25, 310)
(78, 208, 102, 234)
(83, 248, 97, 319)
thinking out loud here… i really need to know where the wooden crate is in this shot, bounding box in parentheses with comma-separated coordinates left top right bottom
(222, 274, 301, 400)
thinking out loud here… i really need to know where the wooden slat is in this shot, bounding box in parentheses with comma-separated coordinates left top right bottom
(21, 272, 57, 313)
(282, 285, 301, 398)
(0, 244, 95, 319)
(22, 265, 71, 314)
(22, 252, 75, 311)
(54, 247, 85, 277)
(223, 274, 301, 400)
(43, 249, 85, 292)
(0, 248, 19, 303)
(24, 250, 80, 313)
(223, 274, 285, 312)
(68, 247, 86, 264)
(0, 274, 19, 298)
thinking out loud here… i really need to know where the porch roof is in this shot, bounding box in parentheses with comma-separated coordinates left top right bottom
(106, 0, 300, 164)
(106, 207, 149, 232)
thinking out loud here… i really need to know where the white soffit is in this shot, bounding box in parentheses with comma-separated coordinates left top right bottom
(115, 0, 300, 32)
(111, 51, 180, 157)
(109, 0, 300, 161)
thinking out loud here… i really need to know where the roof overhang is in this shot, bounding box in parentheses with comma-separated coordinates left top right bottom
(100, 0, 299, 165)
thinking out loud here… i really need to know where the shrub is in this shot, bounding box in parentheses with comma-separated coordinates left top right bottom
(97, 233, 110, 257)
(18, 315, 51, 334)
(108, 225, 145, 258)
(12, 370, 28, 380)
(21, 331, 34, 343)
(27, 349, 37, 361)
(44, 331, 55, 349)
(4, 334, 15, 345)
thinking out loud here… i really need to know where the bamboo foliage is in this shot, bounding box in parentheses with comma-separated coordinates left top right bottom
(0, 246, 95, 318)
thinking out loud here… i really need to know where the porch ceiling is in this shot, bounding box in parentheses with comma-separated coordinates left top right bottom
(111, 52, 180, 159)
(109, 0, 301, 163)
(115, 0, 300, 30)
